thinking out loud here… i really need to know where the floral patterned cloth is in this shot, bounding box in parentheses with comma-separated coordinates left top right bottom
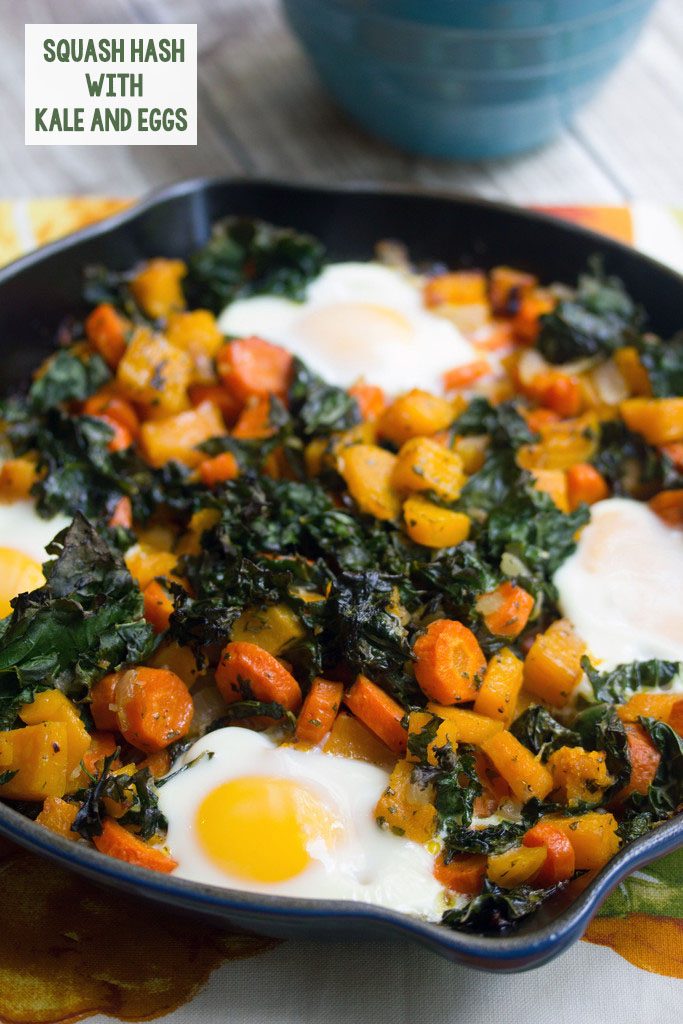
(0, 198, 682, 1024)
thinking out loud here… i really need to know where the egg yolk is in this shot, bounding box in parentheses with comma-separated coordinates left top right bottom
(196, 775, 342, 883)
(0, 548, 45, 617)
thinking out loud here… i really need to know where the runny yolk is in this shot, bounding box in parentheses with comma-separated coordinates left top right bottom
(0, 548, 45, 617)
(196, 775, 341, 883)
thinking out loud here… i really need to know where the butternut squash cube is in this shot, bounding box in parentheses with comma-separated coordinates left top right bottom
(487, 845, 547, 888)
(617, 692, 681, 724)
(0, 458, 39, 501)
(374, 759, 436, 843)
(403, 496, 471, 548)
(531, 468, 569, 512)
(392, 437, 466, 502)
(523, 618, 586, 707)
(230, 604, 305, 656)
(481, 730, 553, 802)
(544, 811, 619, 870)
(165, 309, 224, 384)
(323, 712, 396, 770)
(35, 796, 79, 840)
(425, 704, 504, 746)
(140, 400, 225, 469)
(378, 390, 456, 447)
(338, 444, 401, 521)
(474, 647, 524, 725)
(620, 397, 683, 446)
(116, 328, 192, 415)
(130, 258, 187, 319)
(0, 722, 69, 800)
(19, 689, 90, 791)
(547, 745, 613, 806)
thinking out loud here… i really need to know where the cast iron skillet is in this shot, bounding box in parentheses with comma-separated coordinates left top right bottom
(1, 179, 682, 971)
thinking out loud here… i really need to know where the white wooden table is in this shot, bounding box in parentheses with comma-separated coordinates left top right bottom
(1, 0, 682, 204)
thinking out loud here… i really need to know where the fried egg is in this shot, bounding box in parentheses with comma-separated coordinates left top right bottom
(0, 500, 71, 617)
(158, 727, 445, 920)
(554, 497, 683, 673)
(218, 263, 477, 394)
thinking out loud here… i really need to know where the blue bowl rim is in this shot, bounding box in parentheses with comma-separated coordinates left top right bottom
(0, 175, 682, 970)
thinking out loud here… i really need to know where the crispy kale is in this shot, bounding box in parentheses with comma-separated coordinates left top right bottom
(583, 657, 681, 705)
(0, 515, 155, 726)
(511, 706, 581, 762)
(591, 419, 683, 498)
(185, 217, 325, 313)
(638, 332, 683, 398)
(443, 878, 568, 934)
(71, 751, 166, 841)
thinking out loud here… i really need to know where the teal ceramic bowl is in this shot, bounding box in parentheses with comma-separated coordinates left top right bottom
(282, 0, 657, 158)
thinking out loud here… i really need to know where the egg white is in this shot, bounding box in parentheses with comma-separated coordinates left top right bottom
(554, 497, 683, 675)
(218, 262, 477, 395)
(0, 500, 71, 565)
(159, 727, 445, 920)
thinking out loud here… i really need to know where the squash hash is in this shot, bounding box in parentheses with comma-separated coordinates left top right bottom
(0, 217, 682, 934)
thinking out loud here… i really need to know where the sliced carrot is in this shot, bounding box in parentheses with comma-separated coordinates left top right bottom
(616, 723, 661, 802)
(216, 641, 302, 711)
(108, 495, 132, 530)
(413, 619, 486, 704)
(85, 303, 128, 368)
(232, 396, 275, 440)
(649, 489, 683, 527)
(198, 451, 240, 486)
(93, 818, 178, 873)
(433, 852, 487, 895)
(344, 674, 407, 756)
(443, 359, 491, 391)
(138, 748, 172, 779)
(566, 462, 609, 510)
(90, 673, 120, 731)
(523, 822, 576, 886)
(90, 413, 133, 453)
(81, 731, 118, 777)
(476, 581, 534, 639)
(83, 391, 140, 438)
(348, 382, 386, 420)
(295, 678, 344, 745)
(142, 579, 174, 634)
(512, 292, 555, 345)
(530, 371, 582, 418)
(114, 667, 193, 753)
(217, 336, 293, 403)
(188, 383, 242, 426)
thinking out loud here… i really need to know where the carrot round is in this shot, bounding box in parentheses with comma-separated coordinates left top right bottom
(523, 822, 576, 886)
(413, 619, 486, 704)
(530, 371, 582, 418)
(344, 675, 407, 755)
(443, 359, 491, 391)
(433, 852, 486, 895)
(198, 451, 240, 486)
(91, 413, 133, 453)
(348, 382, 386, 420)
(142, 579, 175, 634)
(90, 673, 120, 731)
(93, 818, 178, 873)
(232, 397, 275, 440)
(188, 383, 241, 425)
(85, 303, 128, 368)
(476, 581, 534, 639)
(295, 678, 344, 746)
(215, 641, 302, 711)
(616, 722, 661, 802)
(566, 463, 609, 510)
(114, 667, 193, 753)
(83, 391, 140, 438)
(108, 495, 133, 529)
(217, 336, 293, 403)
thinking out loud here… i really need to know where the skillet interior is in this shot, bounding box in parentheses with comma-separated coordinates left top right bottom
(0, 178, 682, 970)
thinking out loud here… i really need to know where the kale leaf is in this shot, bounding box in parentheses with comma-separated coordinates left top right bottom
(582, 656, 681, 705)
(185, 217, 325, 313)
(573, 702, 631, 795)
(637, 718, 683, 818)
(288, 358, 360, 437)
(71, 751, 166, 841)
(0, 515, 155, 725)
(442, 820, 527, 856)
(537, 261, 642, 364)
(452, 398, 536, 450)
(638, 333, 683, 398)
(510, 706, 580, 762)
(413, 743, 482, 833)
(443, 878, 567, 934)
(591, 419, 683, 498)
(25, 349, 111, 413)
